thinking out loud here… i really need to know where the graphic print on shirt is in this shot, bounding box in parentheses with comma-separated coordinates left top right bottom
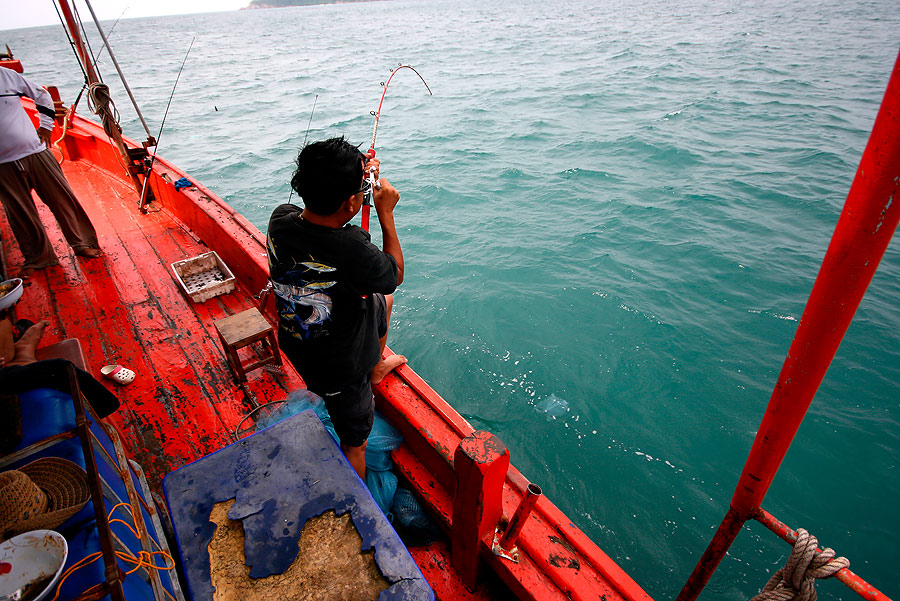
(268, 237, 337, 340)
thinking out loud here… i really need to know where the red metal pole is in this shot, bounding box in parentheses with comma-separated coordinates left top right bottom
(54, 0, 101, 86)
(498, 482, 542, 550)
(678, 46, 900, 601)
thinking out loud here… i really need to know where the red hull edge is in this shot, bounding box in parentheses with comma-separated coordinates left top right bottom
(5, 98, 653, 601)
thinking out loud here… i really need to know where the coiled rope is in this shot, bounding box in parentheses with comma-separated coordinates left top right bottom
(50, 501, 175, 601)
(86, 82, 121, 138)
(749, 528, 849, 601)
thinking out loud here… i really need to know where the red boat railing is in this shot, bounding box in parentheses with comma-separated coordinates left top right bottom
(678, 46, 900, 601)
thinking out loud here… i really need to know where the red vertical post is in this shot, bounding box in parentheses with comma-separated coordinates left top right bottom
(452, 430, 510, 590)
(679, 47, 900, 601)
(54, 0, 101, 86)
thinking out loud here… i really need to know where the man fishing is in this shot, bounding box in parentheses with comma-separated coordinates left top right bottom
(0, 67, 101, 277)
(267, 137, 407, 480)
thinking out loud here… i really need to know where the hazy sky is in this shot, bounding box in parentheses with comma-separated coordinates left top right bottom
(2, 0, 247, 31)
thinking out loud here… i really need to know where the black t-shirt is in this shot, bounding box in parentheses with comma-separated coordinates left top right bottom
(266, 204, 398, 385)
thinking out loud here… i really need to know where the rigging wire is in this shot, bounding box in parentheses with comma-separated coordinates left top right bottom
(139, 36, 196, 212)
(72, 1, 103, 83)
(52, 0, 89, 85)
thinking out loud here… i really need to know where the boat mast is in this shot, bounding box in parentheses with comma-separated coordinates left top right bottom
(54, 0, 149, 197)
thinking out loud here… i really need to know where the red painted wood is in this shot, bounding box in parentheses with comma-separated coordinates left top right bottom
(453, 431, 510, 589)
(4, 98, 654, 601)
(407, 541, 508, 601)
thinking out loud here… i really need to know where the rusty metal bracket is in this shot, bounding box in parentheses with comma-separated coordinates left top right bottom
(491, 528, 519, 563)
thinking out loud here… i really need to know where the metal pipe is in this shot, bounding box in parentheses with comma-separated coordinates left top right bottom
(500, 483, 542, 549)
(676, 507, 750, 601)
(754, 509, 890, 601)
(678, 46, 900, 601)
(82, 0, 154, 143)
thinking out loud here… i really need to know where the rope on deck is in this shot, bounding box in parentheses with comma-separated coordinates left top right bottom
(749, 528, 849, 601)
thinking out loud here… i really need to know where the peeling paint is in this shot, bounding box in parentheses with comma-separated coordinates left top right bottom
(548, 554, 581, 570)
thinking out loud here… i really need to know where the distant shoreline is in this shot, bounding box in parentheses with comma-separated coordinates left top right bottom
(242, 0, 384, 9)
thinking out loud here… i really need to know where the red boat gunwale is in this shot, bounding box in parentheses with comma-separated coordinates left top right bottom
(3, 93, 652, 600)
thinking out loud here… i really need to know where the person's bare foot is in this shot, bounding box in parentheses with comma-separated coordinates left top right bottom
(371, 354, 407, 385)
(9, 320, 49, 366)
(75, 247, 102, 258)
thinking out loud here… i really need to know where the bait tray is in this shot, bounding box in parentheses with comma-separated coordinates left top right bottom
(172, 251, 236, 303)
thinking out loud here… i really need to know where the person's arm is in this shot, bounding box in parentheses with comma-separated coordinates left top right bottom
(372, 178, 404, 286)
(8, 70, 56, 144)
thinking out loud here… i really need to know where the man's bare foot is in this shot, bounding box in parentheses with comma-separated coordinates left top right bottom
(75, 247, 102, 258)
(9, 320, 49, 366)
(371, 354, 407, 385)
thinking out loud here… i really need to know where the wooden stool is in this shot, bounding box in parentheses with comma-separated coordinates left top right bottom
(214, 308, 281, 381)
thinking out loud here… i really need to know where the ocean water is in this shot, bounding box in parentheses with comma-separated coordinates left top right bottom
(4, 0, 899, 598)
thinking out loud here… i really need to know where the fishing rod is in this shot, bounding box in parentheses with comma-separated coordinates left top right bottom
(139, 37, 195, 213)
(289, 94, 318, 205)
(360, 64, 432, 231)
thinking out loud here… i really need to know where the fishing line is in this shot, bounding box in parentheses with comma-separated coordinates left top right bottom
(139, 36, 195, 212)
(360, 64, 432, 231)
(303, 94, 318, 147)
(84, 0, 153, 141)
(94, 8, 128, 65)
(365, 64, 432, 160)
(289, 93, 318, 205)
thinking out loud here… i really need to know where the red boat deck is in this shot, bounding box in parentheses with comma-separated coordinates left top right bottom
(1, 154, 305, 491)
(1, 101, 652, 601)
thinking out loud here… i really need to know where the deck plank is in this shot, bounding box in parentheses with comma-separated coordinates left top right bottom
(5, 157, 304, 490)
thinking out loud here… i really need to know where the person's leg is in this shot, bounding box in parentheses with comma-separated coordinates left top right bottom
(321, 375, 376, 481)
(371, 293, 407, 385)
(0, 160, 59, 273)
(0, 319, 15, 366)
(28, 150, 100, 256)
(342, 440, 368, 481)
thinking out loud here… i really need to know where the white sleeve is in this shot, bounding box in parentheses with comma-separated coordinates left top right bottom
(11, 70, 56, 130)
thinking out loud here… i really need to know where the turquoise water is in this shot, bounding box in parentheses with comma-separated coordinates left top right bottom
(5, 0, 899, 597)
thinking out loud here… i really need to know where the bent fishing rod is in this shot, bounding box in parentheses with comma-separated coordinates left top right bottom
(360, 64, 432, 231)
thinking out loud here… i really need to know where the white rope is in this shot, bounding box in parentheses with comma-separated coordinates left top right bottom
(749, 529, 849, 601)
(86, 82, 121, 138)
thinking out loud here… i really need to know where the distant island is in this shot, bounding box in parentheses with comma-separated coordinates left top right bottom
(244, 0, 377, 8)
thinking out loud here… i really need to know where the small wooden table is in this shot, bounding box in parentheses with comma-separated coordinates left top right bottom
(214, 308, 281, 381)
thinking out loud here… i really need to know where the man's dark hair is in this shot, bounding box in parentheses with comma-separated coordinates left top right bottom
(291, 137, 364, 216)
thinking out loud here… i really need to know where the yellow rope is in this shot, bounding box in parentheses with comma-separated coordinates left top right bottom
(51, 501, 176, 601)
